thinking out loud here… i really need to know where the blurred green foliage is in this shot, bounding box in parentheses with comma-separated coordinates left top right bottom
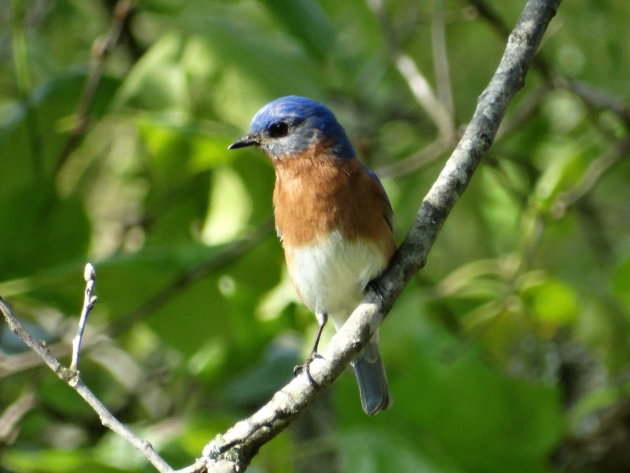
(1, 0, 629, 472)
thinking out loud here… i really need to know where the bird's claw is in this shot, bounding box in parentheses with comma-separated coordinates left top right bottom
(293, 352, 324, 388)
(367, 278, 385, 300)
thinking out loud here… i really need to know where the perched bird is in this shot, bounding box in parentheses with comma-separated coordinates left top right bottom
(229, 96, 395, 415)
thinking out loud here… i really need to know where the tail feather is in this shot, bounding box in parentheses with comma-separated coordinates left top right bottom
(351, 340, 390, 415)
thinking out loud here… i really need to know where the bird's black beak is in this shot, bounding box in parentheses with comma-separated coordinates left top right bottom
(228, 135, 259, 150)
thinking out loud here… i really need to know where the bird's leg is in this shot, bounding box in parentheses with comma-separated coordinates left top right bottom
(294, 311, 327, 387)
(309, 311, 327, 355)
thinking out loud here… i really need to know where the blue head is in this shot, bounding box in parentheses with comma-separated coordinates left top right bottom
(229, 96, 355, 160)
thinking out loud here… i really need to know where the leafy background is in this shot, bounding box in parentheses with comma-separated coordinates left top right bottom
(1, 0, 629, 472)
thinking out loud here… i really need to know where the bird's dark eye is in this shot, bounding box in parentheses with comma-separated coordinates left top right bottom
(268, 121, 289, 138)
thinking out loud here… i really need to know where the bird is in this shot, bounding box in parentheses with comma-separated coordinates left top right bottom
(229, 96, 395, 415)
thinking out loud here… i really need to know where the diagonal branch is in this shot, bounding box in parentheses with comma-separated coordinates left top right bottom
(0, 297, 174, 473)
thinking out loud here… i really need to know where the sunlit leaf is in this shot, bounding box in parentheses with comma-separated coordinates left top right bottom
(524, 276, 579, 328)
(0, 73, 119, 195)
(0, 182, 90, 281)
(258, 0, 336, 60)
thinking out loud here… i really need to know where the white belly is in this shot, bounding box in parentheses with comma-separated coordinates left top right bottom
(286, 231, 388, 328)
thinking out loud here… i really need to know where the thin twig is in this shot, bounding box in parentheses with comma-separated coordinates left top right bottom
(70, 263, 98, 371)
(552, 136, 630, 217)
(431, 0, 454, 115)
(0, 385, 36, 443)
(54, 0, 136, 173)
(496, 84, 550, 138)
(0, 296, 174, 473)
(375, 135, 455, 178)
(564, 79, 630, 129)
(0, 337, 105, 378)
(367, 0, 456, 140)
(102, 0, 145, 60)
(0, 223, 269, 379)
(394, 53, 456, 139)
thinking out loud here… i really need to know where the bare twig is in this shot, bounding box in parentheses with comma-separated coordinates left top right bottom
(0, 296, 175, 473)
(375, 135, 455, 178)
(54, 0, 136, 173)
(0, 223, 269, 379)
(431, 0, 454, 115)
(496, 84, 550, 138)
(102, 0, 145, 60)
(1, 339, 72, 377)
(394, 54, 457, 139)
(466, 0, 511, 36)
(70, 263, 98, 371)
(367, 0, 456, 140)
(563, 79, 630, 129)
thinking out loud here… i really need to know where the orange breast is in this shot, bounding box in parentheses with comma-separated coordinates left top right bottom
(271, 153, 395, 261)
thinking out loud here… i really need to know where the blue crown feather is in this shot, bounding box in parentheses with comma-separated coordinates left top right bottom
(248, 96, 356, 159)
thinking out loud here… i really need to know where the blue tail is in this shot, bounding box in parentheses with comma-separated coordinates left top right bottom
(351, 340, 390, 415)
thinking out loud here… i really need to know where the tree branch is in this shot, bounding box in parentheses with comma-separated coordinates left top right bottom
(0, 297, 174, 473)
(70, 263, 98, 371)
(0, 223, 270, 379)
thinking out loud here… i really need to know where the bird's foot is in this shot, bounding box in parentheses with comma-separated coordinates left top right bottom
(367, 278, 386, 300)
(293, 352, 324, 388)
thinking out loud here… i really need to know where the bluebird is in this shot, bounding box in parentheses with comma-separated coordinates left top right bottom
(229, 96, 395, 415)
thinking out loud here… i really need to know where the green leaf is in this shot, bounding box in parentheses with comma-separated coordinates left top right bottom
(532, 141, 588, 211)
(115, 34, 190, 113)
(201, 165, 252, 244)
(0, 182, 90, 281)
(258, 0, 337, 60)
(0, 73, 119, 191)
(524, 276, 579, 326)
(613, 258, 630, 311)
(137, 117, 233, 180)
(387, 342, 563, 473)
(177, 8, 324, 122)
(1, 448, 107, 473)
